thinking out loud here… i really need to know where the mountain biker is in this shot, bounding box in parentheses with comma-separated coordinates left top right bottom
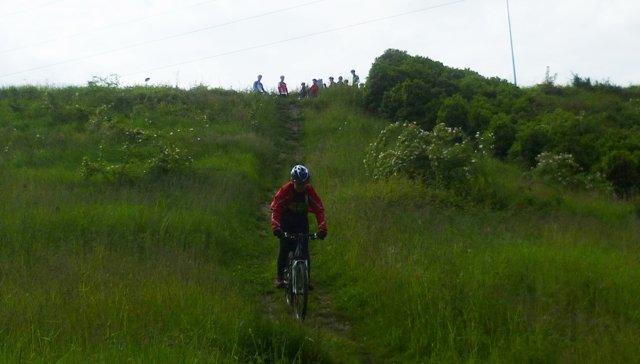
(271, 164, 327, 289)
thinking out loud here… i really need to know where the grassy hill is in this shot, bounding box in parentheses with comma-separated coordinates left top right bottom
(1, 78, 639, 363)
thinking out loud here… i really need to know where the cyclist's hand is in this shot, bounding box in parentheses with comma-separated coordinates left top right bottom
(273, 229, 283, 238)
(317, 230, 327, 240)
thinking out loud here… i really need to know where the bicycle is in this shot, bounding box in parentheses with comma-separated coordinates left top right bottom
(281, 232, 318, 320)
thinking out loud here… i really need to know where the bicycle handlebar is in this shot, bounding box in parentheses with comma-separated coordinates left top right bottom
(282, 232, 319, 240)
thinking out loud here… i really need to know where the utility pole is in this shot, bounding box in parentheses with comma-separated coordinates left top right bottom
(506, 0, 517, 86)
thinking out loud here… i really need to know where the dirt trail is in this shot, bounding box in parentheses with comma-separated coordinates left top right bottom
(283, 103, 304, 161)
(259, 102, 366, 360)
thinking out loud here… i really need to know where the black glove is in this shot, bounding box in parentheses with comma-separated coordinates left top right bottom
(273, 229, 283, 238)
(317, 230, 327, 240)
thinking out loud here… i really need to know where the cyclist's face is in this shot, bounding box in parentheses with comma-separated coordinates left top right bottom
(293, 180, 306, 192)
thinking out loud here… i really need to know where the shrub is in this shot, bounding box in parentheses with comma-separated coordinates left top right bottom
(436, 94, 469, 131)
(467, 96, 494, 134)
(488, 113, 517, 159)
(530, 152, 612, 194)
(146, 144, 193, 177)
(81, 143, 193, 183)
(599, 150, 639, 198)
(364, 122, 428, 181)
(532, 152, 580, 186)
(380, 79, 433, 125)
(509, 123, 550, 167)
(364, 122, 480, 192)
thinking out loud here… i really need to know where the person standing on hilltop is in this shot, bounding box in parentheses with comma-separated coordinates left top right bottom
(350, 69, 360, 87)
(299, 82, 308, 98)
(271, 165, 327, 289)
(253, 74, 267, 94)
(308, 79, 319, 97)
(277, 75, 289, 96)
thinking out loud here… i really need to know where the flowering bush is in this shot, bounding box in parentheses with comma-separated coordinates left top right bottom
(364, 122, 480, 191)
(532, 152, 581, 186)
(364, 122, 427, 180)
(147, 144, 193, 177)
(532, 151, 612, 193)
(81, 143, 193, 183)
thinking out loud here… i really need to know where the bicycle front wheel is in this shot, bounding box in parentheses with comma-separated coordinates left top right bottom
(284, 264, 293, 306)
(291, 261, 308, 320)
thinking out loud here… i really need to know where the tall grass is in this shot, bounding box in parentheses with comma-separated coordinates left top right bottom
(303, 88, 640, 362)
(0, 86, 331, 362)
(2, 84, 639, 362)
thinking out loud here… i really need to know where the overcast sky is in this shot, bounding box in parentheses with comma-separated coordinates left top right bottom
(1, 0, 638, 91)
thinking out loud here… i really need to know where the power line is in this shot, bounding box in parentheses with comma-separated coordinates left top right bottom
(0, 0, 63, 19)
(127, 0, 466, 77)
(0, 0, 326, 79)
(0, 0, 465, 80)
(0, 0, 224, 54)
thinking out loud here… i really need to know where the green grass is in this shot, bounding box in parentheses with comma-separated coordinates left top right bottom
(0, 86, 330, 363)
(302, 89, 640, 362)
(1, 85, 639, 362)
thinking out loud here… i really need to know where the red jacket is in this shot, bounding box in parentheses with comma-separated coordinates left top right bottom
(309, 83, 319, 97)
(278, 81, 288, 95)
(270, 181, 327, 232)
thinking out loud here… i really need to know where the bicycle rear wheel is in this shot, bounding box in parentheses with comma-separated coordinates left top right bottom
(291, 261, 308, 320)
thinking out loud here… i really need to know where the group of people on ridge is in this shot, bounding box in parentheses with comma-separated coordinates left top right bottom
(327, 69, 359, 87)
(252, 69, 360, 98)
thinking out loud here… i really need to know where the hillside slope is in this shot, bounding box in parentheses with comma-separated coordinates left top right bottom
(298, 87, 640, 363)
(1, 83, 639, 363)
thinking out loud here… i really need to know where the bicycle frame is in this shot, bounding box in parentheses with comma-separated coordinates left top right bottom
(282, 232, 317, 320)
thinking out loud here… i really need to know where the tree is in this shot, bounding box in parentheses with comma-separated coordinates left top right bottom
(436, 94, 469, 131)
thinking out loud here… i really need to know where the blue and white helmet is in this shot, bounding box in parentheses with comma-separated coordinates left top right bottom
(290, 164, 310, 183)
